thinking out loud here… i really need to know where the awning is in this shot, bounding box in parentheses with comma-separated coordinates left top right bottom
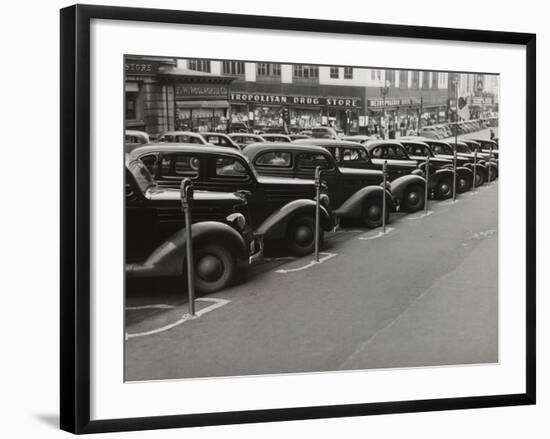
(176, 100, 230, 109)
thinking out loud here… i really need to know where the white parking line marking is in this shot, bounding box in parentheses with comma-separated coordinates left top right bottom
(263, 256, 296, 262)
(126, 297, 230, 339)
(125, 304, 175, 311)
(406, 211, 434, 220)
(439, 199, 460, 207)
(358, 227, 395, 240)
(275, 252, 337, 274)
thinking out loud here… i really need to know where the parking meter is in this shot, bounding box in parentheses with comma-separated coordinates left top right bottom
(180, 178, 195, 316)
(382, 160, 388, 233)
(314, 166, 322, 262)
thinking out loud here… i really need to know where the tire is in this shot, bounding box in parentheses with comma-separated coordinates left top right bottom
(401, 184, 425, 213)
(473, 168, 486, 187)
(285, 215, 323, 256)
(192, 243, 236, 294)
(434, 176, 453, 199)
(457, 173, 472, 193)
(361, 197, 389, 228)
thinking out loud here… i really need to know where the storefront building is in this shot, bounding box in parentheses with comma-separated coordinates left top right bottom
(125, 56, 235, 135)
(227, 82, 364, 134)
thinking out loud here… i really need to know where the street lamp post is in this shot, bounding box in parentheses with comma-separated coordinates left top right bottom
(380, 80, 390, 139)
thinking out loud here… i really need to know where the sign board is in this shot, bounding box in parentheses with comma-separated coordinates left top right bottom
(125, 60, 162, 75)
(175, 84, 229, 100)
(230, 92, 361, 108)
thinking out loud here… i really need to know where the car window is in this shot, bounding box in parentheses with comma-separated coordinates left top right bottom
(430, 143, 452, 155)
(455, 144, 470, 153)
(341, 147, 368, 162)
(404, 144, 428, 157)
(255, 151, 292, 168)
(210, 157, 250, 180)
(139, 154, 158, 174)
(297, 152, 331, 171)
(160, 134, 203, 144)
(160, 154, 200, 178)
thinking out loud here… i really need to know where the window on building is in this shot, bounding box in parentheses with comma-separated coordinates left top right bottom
(188, 59, 211, 73)
(431, 72, 439, 89)
(411, 71, 420, 89)
(344, 67, 353, 79)
(257, 63, 281, 78)
(399, 70, 408, 89)
(371, 69, 382, 80)
(293, 65, 319, 80)
(222, 61, 244, 76)
(422, 71, 430, 89)
(330, 67, 339, 79)
(125, 92, 138, 120)
(385, 70, 396, 86)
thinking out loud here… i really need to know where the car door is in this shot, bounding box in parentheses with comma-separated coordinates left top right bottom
(369, 144, 414, 180)
(294, 151, 343, 207)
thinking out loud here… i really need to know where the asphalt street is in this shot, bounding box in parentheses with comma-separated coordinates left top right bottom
(125, 177, 499, 381)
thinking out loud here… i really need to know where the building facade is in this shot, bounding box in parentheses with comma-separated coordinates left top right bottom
(125, 56, 498, 136)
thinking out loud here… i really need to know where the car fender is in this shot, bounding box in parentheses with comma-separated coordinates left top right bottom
(126, 221, 248, 278)
(334, 186, 395, 218)
(464, 162, 487, 176)
(390, 174, 426, 203)
(255, 199, 332, 240)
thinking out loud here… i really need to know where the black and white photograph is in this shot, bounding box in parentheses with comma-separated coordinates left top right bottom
(124, 56, 500, 381)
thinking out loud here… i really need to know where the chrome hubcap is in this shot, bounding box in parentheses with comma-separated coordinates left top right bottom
(408, 192, 420, 204)
(295, 225, 313, 245)
(196, 255, 223, 282)
(368, 205, 381, 220)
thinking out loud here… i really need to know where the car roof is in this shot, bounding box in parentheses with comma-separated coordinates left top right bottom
(363, 140, 409, 150)
(241, 141, 331, 160)
(201, 132, 229, 137)
(128, 143, 246, 159)
(292, 138, 363, 147)
(125, 129, 148, 137)
(229, 133, 262, 137)
(398, 139, 431, 146)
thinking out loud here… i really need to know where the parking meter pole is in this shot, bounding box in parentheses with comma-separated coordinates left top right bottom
(487, 150, 492, 183)
(382, 160, 387, 234)
(424, 156, 430, 214)
(452, 147, 457, 202)
(314, 166, 321, 263)
(472, 151, 477, 191)
(180, 178, 195, 316)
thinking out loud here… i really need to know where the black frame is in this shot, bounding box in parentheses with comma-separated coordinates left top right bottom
(60, 4, 536, 434)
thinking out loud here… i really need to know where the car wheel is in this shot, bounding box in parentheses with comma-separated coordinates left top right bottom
(401, 184, 425, 213)
(286, 216, 323, 256)
(361, 197, 389, 228)
(457, 174, 472, 193)
(434, 176, 453, 199)
(473, 168, 486, 187)
(192, 243, 236, 294)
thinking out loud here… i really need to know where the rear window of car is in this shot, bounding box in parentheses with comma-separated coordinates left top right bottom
(404, 144, 429, 156)
(160, 154, 200, 177)
(297, 152, 332, 171)
(208, 157, 250, 180)
(255, 151, 292, 168)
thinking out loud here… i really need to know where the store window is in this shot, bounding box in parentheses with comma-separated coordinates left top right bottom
(188, 59, 211, 73)
(222, 61, 244, 76)
(411, 71, 420, 89)
(422, 71, 431, 89)
(344, 67, 353, 79)
(431, 72, 438, 89)
(399, 70, 408, 89)
(371, 69, 382, 80)
(330, 67, 339, 79)
(293, 65, 319, 81)
(257, 63, 281, 80)
(125, 82, 140, 121)
(386, 70, 396, 87)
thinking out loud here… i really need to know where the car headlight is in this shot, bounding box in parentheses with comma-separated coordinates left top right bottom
(226, 213, 247, 232)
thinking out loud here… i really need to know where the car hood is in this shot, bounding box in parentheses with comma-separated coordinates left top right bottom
(339, 167, 383, 177)
(146, 188, 245, 203)
(370, 158, 418, 169)
(256, 175, 316, 186)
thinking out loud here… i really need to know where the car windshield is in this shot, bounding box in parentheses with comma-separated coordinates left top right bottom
(454, 143, 471, 153)
(128, 160, 155, 193)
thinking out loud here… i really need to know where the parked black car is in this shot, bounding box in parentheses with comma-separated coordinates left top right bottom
(129, 144, 333, 256)
(243, 142, 408, 229)
(289, 139, 429, 211)
(398, 139, 474, 196)
(405, 137, 491, 187)
(125, 156, 257, 293)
